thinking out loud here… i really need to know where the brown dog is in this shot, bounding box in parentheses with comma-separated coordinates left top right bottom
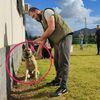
(22, 44, 39, 82)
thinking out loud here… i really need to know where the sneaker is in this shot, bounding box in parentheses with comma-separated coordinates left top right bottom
(46, 80, 60, 86)
(96, 53, 99, 55)
(55, 86, 68, 96)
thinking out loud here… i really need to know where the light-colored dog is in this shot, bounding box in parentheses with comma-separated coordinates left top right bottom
(22, 44, 39, 82)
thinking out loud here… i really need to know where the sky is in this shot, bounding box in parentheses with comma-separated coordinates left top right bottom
(25, 0, 100, 36)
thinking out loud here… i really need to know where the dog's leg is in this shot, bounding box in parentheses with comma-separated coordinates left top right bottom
(37, 69, 40, 75)
(35, 67, 40, 80)
(27, 74, 30, 78)
(25, 69, 29, 82)
(32, 56, 40, 80)
(34, 60, 40, 75)
(35, 69, 38, 80)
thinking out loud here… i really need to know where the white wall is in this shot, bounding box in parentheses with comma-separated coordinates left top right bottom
(0, 0, 25, 48)
(0, 0, 25, 99)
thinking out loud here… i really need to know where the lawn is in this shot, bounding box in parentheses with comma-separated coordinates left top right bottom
(10, 44, 100, 100)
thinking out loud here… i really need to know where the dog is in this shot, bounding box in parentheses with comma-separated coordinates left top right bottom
(22, 44, 39, 82)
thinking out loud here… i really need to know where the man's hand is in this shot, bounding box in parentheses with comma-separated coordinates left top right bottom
(37, 43, 43, 58)
(36, 40, 46, 58)
(33, 38, 42, 44)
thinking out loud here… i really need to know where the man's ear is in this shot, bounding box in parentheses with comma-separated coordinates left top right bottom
(22, 44, 25, 50)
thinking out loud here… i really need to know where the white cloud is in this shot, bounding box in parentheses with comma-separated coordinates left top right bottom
(54, 0, 100, 30)
(90, 17, 100, 24)
(57, 0, 92, 19)
(53, 7, 62, 14)
(25, 14, 43, 36)
(64, 16, 100, 31)
(25, 0, 100, 33)
(87, 17, 100, 24)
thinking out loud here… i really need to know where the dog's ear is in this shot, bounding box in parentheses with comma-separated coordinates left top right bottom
(22, 44, 25, 50)
(28, 44, 31, 48)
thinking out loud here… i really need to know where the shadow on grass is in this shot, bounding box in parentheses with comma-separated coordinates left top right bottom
(12, 83, 48, 93)
(10, 91, 54, 100)
(71, 54, 97, 56)
(16, 76, 25, 81)
(32, 91, 54, 99)
(10, 83, 56, 99)
(11, 91, 55, 100)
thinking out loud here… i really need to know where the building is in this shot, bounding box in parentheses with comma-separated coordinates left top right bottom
(0, 0, 25, 99)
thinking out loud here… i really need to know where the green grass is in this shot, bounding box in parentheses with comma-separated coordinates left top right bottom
(11, 44, 100, 100)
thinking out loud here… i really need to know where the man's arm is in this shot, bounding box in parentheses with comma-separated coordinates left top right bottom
(95, 30, 97, 39)
(33, 15, 55, 44)
(41, 15, 55, 41)
(33, 12, 55, 57)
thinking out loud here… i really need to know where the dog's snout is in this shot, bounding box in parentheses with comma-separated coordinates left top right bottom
(26, 51, 30, 55)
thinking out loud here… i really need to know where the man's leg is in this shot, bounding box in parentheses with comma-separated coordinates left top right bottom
(98, 41, 100, 54)
(46, 45, 61, 86)
(55, 35, 72, 96)
(97, 41, 99, 55)
(54, 45, 61, 81)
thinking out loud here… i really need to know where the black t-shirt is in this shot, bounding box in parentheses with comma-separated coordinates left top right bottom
(96, 29, 100, 39)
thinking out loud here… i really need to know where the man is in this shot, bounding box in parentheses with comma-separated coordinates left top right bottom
(79, 33, 84, 50)
(28, 7, 72, 96)
(95, 25, 100, 55)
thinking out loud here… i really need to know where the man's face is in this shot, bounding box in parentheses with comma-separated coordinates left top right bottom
(29, 11, 42, 22)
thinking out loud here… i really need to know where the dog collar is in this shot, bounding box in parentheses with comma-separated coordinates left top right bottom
(24, 55, 32, 59)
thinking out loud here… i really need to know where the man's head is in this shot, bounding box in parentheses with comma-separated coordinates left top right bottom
(96, 25, 100, 30)
(28, 7, 42, 22)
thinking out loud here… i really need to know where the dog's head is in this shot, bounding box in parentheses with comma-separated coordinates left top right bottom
(22, 44, 33, 59)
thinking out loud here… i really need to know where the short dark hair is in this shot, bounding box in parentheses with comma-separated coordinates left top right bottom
(29, 7, 39, 12)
